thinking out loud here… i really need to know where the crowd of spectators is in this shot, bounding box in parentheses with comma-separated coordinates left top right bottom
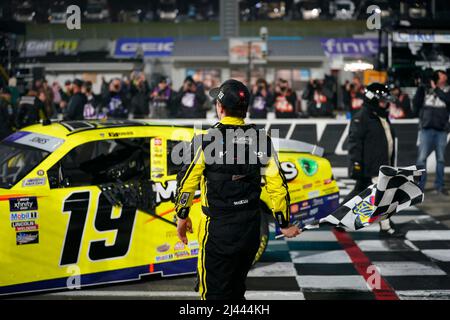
(0, 71, 421, 140)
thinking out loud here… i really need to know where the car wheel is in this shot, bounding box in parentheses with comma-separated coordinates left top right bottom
(252, 206, 270, 265)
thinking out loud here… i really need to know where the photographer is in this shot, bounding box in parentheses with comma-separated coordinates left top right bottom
(414, 70, 450, 196)
(302, 79, 334, 118)
(273, 78, 298, 118)
(389, 85, 412, 119)
(343, 76, 365, 117)
(173, 76, 207, 118)
(149, 76, 173, 119)
(249, 78, 273, 119)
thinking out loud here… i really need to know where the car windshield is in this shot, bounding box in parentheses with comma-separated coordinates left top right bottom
(0, 143, 49, 189)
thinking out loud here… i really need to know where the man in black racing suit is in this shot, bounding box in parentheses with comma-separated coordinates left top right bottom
(174, 79, 301, 300)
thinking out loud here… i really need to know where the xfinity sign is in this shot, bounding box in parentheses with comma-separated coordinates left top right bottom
(114, 38, 174, 57)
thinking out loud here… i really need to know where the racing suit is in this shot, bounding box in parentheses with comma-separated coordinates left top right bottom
(174, 116, 290, 300)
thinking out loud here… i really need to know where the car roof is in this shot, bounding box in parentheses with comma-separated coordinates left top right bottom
(22, 120, 195, 140)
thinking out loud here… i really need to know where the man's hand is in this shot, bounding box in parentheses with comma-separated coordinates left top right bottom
(177, 217, 193, 245)
(280, 224, 301, 238)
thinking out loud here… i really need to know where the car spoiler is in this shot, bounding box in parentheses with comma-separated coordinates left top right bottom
(272, 138, 324, 157)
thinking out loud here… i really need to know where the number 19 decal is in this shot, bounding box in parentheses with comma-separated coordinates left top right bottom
(60, 191, 137, 266)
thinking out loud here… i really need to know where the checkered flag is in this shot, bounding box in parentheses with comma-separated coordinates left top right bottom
(307, 165, 425, 231)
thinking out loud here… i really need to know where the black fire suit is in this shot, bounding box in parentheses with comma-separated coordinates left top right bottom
(174, 116, 290, 300)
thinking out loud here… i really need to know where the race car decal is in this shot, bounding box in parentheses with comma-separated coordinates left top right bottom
(4, 131, 64, 152)
(298, 158, 319, 176)
(279, 161, 298, 181)
(60, 191, 137, 266)
(9, 197, 38, 211)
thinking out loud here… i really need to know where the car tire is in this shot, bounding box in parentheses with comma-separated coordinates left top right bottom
(252, 206, 270, 265)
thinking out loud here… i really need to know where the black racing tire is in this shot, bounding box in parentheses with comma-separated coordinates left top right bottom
(253, 206, 270, 265)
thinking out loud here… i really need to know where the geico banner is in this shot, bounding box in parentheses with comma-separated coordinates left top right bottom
(114, 38, 174, 57)
(150, 118, 450, 172)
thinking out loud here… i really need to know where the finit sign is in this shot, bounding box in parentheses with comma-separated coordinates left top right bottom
(321, 38, 378, 57)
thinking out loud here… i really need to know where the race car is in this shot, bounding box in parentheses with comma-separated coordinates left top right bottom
(0, 120, 339, 296)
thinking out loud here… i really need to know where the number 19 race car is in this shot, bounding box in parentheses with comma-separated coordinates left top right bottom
(0, 120, 339, 296)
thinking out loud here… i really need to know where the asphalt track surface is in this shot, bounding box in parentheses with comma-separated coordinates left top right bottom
(9, 175, 450, 300)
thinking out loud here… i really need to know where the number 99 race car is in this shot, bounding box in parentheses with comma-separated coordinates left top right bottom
(0, 120, 339, 296)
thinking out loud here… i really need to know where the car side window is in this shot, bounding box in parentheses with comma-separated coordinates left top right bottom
(48, 138, 150, 188)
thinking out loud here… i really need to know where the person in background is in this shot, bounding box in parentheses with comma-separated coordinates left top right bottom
(414, 70, 450, 196)
(173, 76, 207, 118)
(63, 79, 86, 121)
(82, 81, 98, 120)
(51, 81, 63, 116)
(273, 78, 298, 118)
(41, 79, 55, 119)
(60, 80, 72, 112)
(7, 77, 20, 109)
(130, 74, 150, 119)
(106, 78, 129, 119)
(15, 88, 50, 129)
(389, 85, 412, 119)
(345, 83, 399, 236)
(149, 76, 173, 119)
(344, 76, 365, 117)
(0, 84, 13, 140)
(249, 78, 273, 119)
(302, 79, 334, 118)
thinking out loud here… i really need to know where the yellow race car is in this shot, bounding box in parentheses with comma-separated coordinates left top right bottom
(0, 120, 339, 295)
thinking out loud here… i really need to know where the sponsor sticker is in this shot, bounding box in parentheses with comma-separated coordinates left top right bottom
(16, 225, 39, 232)
(155, 254, 173, 262)
(312, 198, 324, 206)
(108, 132, 133, 138)
(308, 190, 320, 198)
(10, 211, 38, 222)
(179, 192, 190, 206)
(37, 170, 45, 176)
(11, 221, 37, 227)
(16, 231, 39, 245)
(22, 178, 46, 187)
(188, 240, 199, 248)
(303, 183, 312, 189)
(174, 251, 190, 258)
(156, 243, 170, 253)
(190, 248, 199, 255)
(290, 204, 299, 214)
(326, 194, 339, 201)
(9, 197, 38, 211)
(174, 241, 185, 251)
